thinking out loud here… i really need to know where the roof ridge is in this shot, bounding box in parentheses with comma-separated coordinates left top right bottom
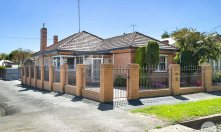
(58, 32, 83, 49)
(104, 32, 135, 41)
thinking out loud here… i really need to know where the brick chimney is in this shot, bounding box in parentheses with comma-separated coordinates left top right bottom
(53, 35, 58, 44)
(40, 23, 47, 51)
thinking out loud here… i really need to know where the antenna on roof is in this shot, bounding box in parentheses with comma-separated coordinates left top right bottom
(129, 24, 137, 32)
(78, 0, 81, 33)
(43, 23, 45, 28)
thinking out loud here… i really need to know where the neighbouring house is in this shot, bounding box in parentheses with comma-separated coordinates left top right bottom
(210, 33, 221, 69)
(0, 60, 13, 67)
(32, 26, 177, 73)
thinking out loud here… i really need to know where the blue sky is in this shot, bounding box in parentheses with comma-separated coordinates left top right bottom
(0, 0, 221, 53)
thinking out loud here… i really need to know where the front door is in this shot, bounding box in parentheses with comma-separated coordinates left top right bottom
(92, 59, 102, 82)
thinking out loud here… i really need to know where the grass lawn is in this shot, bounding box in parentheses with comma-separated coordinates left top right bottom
(131, 98, 221, 123)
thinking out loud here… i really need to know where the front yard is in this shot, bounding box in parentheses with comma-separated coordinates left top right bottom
(131, 98, 221, 123)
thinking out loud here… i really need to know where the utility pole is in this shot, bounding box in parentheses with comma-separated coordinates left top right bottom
(130, 24, 137, 32)
(78, 0, 81, 33)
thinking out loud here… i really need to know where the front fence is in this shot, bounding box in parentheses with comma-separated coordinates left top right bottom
(212, 68, 221, 86)
(139, 66, 170, 90)
(113, 66, 128, 99)
(44, 66, 49, 81)
(85, 65, 100, 91)
(180, 66, 202, 87)
(67, 65, 76, 86)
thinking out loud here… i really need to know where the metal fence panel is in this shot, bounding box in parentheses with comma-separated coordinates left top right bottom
(113, 66, 128, 99)
(67, 65, 76, 86)
(85, 65, 100, 91)
(44, 66, 49, 81)
(212, 69, 221, 86)
(37, 66, 41, 80)
(54, 68, 60, 83)
(31, 66, 34, 78)
(180, 65, 202, 87)
(139, 66, 170, 90)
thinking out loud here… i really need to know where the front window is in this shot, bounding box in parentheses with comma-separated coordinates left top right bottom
(158, 56, 167, 71)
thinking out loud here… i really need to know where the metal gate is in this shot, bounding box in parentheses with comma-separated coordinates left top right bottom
(113, 66, 129, 99)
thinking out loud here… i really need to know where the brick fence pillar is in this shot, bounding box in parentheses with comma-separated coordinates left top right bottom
(127, 64, 139, 100)
(21, 66, 24, 84)
(201, 64, 212, 92)
(34, 65, 37, 88)
(100, 64, 113, 103)
(65, 64, 68, 85)
(24, 66, 27, 85)
(49, 65, 54, 91)
(76, 64, 86, 96)
(41, 65, 45, 89)
(60, 64, 66, 93)
(169, 64, 180, 95)
(28, 66, 31, 86)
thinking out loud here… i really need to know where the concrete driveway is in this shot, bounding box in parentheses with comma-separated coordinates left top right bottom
(0, 80, 165, 132)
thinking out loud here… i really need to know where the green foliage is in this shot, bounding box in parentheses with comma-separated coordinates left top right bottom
(161, 31, 170, 39)
(131, 98, 221, 123)
(7, 48, 33, 65)
(0, 53, 9, 60)
(0, 66, 6, 70)
(180, 51, 198, 66)
(135, 47, 146, 67)
(172, 28, 221, 64)
(145, 41, 159, 67)
(114, 76, 127, 87)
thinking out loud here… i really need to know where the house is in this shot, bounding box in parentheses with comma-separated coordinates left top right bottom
(32, 26, 177, 72)
(210, 33, 221, 69)
(0, 60, 13, 67)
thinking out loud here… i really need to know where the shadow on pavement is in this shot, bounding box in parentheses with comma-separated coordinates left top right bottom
(128, 99, 144, 106)
(97, 103, 114, 111)
(173, 95, 189, 101)
(71, 96, 83, 102)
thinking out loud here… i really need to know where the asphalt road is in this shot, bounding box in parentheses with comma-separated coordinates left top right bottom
(0, 80, 165, 132)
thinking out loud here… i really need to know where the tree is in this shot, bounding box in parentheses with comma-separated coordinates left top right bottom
(135, 47, 146, 67)
(8, 48, 33, 65)
(172, 28, 221, 65)
(0, 53, 9, 60)
(161, 31, 170, 39)
(145, 41, 159, 67)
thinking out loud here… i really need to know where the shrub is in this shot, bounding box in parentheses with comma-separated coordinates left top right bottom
(145, 41, 159, 67)
(0, 66, 6, 70)
(114, 76, 127, 87)
(135, 47, 146, 67)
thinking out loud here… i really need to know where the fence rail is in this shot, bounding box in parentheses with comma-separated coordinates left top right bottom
(180, 66, 202, 87)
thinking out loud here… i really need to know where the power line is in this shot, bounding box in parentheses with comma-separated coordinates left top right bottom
(0, 35, 52, 40)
